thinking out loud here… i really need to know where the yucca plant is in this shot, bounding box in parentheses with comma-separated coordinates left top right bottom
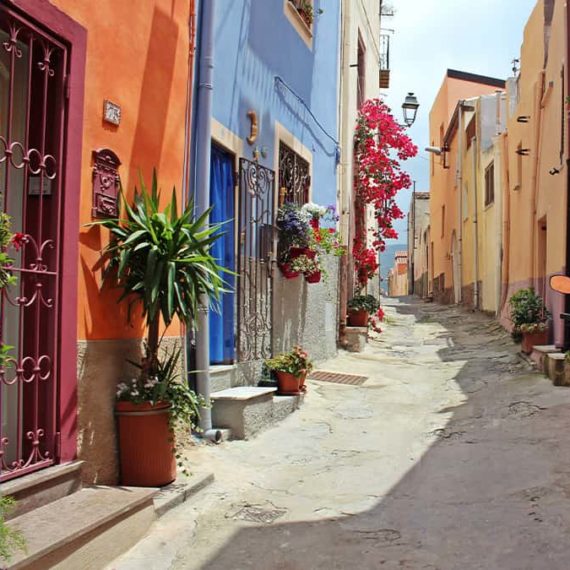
(96, 171, 228, 379)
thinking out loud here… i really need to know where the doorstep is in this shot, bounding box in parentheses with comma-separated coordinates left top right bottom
(153, 471, 215, 517)
(531, 344, 560, 373)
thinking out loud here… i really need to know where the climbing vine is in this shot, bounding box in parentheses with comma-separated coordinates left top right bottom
(353, 99, 417, 286)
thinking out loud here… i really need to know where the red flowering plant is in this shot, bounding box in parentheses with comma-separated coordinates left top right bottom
(353, 99, 417, 286)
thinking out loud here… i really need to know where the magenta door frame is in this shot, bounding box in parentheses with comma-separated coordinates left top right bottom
(8, 0, 86, 463)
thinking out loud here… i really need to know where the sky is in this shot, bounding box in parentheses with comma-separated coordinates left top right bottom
(382, 0, 537, 243)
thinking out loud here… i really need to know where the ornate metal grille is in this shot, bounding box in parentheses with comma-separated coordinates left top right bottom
(0, 6, 67, 481)
(278, 142, 309, 206)
(237, 159, 275, 362)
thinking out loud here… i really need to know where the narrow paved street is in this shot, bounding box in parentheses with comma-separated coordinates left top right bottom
(110, 297, 570, 570)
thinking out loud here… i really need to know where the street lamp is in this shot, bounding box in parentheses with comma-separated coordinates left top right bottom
(402, 92, 419, 127)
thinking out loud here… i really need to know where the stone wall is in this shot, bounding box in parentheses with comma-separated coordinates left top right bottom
(273, 255, 339, 363)
(77, 336, 184, 485)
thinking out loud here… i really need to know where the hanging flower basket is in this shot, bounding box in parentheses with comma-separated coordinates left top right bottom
(305, 270, 321, 284)
(279, 263, 301, 279)
(289, 246, 316, 260)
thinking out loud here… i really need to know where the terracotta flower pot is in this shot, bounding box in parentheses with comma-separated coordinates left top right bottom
(521, 329, 548, 354)
(279, 263, 300, 279)
(275, 371, 301, 395)
(305, 270, 321, 284)
(115, 401, 176, 487)
(348, 309, 369, 327)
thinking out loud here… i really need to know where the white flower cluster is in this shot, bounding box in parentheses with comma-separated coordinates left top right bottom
(301, 202, 327, 219)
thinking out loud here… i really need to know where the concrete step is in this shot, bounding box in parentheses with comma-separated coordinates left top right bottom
(209, 364, 237, 392)
(211, 387, 303, 440)
(545, 353, 570, 386)
(1, 461, 83, 519)
(7, 486, 156, 570)
(153, 471, 214, 517)
(531, 344, 560, 373)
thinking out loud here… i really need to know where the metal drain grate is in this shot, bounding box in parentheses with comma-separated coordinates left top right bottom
(308, 370, 368, 386)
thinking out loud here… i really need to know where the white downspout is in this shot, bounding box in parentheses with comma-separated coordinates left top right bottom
(472, 135, 479, 310)
(456, 102, 464, 304)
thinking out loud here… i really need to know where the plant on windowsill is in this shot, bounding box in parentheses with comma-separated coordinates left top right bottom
(347, 294, 381, 327)
(94, 171, 228, 486)
(264, 345, 314, 395)
(508, 287, 549, 354)
(276, 203, 312, 278)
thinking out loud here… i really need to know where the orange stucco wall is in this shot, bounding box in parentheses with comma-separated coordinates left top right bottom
(50, 0, 191, 340)
(501, 0, 567, 342)
(429, 74, 505, 301)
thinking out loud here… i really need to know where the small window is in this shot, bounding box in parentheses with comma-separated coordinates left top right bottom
(485, 162, 495, 206)
(278, 141, 310, 206)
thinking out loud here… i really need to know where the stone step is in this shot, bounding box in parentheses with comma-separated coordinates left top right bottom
(209, 364, 237, 392)
(545, 352, 570, 386)
(7, 486, 156, 570)
(211, 387, 302, 440)
(1, 461, 83, 519)
(531, 344, 560, 373)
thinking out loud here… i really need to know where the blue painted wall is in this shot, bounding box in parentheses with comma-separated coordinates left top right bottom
(212, 0, 340, 205)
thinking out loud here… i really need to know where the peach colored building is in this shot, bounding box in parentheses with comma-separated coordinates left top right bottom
(499, 0, 567, 344)
(428, 70, 505, 305)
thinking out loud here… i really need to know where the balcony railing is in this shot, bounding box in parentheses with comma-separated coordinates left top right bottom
(379, 34, 390, 89)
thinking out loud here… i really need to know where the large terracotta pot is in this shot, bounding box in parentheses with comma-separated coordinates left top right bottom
(115, 401, 176, 487)
(348, 309, 369, 327)
(521, 330, 548, 354)
(275, 371, 301, 395)
(298, 369, 308, 392)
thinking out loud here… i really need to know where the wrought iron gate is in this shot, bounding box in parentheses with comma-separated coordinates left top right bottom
(237, 159, 275, 362)
(0, 6, 68, 481)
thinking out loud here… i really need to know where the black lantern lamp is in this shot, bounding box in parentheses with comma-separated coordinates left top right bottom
(402, 92, 419, 127)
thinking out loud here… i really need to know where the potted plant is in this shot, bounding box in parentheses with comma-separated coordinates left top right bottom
(347, 294, 381, 327)
(276, 203, 312, 276)
(265, 346, 313, 395)
(96, 172, 227, 486)
(297, 0, 314, 27)
(508, 287, 549, 354)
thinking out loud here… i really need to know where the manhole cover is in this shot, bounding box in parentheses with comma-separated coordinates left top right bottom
(229, 504, 287, 524)
(309, 370, 368, 386)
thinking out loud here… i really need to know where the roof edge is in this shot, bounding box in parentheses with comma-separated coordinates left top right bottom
(447, 69, 506, 89)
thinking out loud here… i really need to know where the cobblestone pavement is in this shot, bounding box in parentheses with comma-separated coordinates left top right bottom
(108, 297, 570, 570)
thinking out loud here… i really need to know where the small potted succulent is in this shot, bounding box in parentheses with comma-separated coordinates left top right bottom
(347, 294, 381, 327)
(265, 346, 314, 395)
(508, 288, 549, 354)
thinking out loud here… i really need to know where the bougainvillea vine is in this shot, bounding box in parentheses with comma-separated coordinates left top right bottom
(353, 99, 417, 286)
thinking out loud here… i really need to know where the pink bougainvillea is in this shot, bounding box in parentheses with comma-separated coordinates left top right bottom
(353, 99, 417, 286)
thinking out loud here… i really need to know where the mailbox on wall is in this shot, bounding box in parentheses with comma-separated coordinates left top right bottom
(92, 148, 121, 218)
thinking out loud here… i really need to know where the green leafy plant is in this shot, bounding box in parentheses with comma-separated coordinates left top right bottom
(0, 497, 25, 563)
(508, 288, 549, 333)
(93, 171, 230, 453)
(265, 345, 314, 377)
(96, 171, 229, 382)
(0, 213, 16, 290)
(348, 294, 381, 314)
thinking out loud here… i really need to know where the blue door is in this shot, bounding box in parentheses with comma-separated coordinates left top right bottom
(209, 145, 236, 364)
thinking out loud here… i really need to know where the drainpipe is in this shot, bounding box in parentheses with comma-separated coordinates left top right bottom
(193, 0, 221, 443)
(564, 2, 570, 351)
(456, 101, 465, 304)
(500, 131, 511, 314)
(472, 134, 479, 310)
(530, 71, 545, 293)
(495, 93, 503, 315)
(338, 0, 352, 346)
